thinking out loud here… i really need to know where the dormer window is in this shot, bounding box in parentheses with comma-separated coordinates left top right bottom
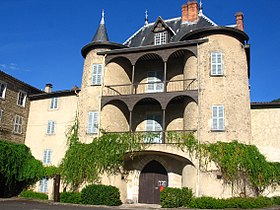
(154, 31, 167, 45)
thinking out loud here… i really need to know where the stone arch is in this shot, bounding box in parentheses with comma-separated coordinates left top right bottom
(101, 100, 129, 132)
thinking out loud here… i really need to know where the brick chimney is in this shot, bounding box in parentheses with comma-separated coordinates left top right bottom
(235, 12, 244, 31)
(45, 84, 53, 93)
(182, 0, 199, 23)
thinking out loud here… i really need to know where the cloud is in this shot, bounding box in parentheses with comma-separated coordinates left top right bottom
(0, 63, 30, 72)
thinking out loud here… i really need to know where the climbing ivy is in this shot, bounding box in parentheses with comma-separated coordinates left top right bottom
(60, 128, 149, 190)
(179, 138, 280, 196)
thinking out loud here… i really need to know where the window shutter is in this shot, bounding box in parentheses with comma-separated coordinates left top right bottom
(43, 149, 52, 164)
(212, 106, 218, 130)
(211, 52, 223, 75)
(92, 64, 102, 85)
(88, 112, 98, 133)
(218, 106, 224, 130)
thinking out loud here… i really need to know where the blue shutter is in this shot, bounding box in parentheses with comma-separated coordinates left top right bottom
(212, 105, 224, 130)
(43, 149, 52, 164)
(88, 112, 98, 133)
(92, 64, 102, 85)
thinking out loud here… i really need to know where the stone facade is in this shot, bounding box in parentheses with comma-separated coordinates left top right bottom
(0, 70, 41, 143)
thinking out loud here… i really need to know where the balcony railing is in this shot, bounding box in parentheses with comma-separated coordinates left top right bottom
(103, 130, 197, 144)
(103, 79, 197, 96)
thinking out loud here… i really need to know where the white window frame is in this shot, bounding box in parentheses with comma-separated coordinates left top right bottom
(0, 81, 7, 99)
(17, 90, 27, 107)
(146, 71, 164, 93)
(212, 105, 225, 131)
(39, 178, 48, 193)
(87, 111, 98, 134)
(211, 52, 223, 75)
(154, 31, 167, 45)
(145, 114, 163, 143)
(46, 120, 55, 135)
(43, 149, 52, 164)
(13, 115, 23, 134)
(0, 109, 3, 124)
(50, 97, 58, 109)
(92, 64, 103, 85)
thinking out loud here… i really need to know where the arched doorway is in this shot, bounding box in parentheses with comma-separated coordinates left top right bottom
(138, 160, 168, 204)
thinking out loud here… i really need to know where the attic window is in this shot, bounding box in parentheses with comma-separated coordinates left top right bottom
(154, 31, 167, 45)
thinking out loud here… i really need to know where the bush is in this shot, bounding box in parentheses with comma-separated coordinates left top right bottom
(188, 196, 274, 209)
(271, 196, 280, 205)
(19, 190, 48, 200)
(81, 184, 122, 206)
(181, 187, 193, 206)
(160, 187, 182, 208)
(60, 192, 82, 204)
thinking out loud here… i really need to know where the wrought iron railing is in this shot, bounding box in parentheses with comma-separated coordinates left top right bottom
(103, 79, 197, 96)
(102, 130, 197, 144)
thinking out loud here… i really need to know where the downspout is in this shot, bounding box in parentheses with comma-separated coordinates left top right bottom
(195, 42, 201, 197)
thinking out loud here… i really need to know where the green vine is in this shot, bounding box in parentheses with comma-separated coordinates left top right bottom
(179, 138, 280, 196)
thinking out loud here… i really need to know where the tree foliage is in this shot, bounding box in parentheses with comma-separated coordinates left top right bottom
(0, 140, 46, 197)
(271, 98, 280, 102)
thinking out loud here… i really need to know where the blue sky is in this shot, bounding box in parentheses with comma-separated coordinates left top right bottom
(0, 0, 279, 102)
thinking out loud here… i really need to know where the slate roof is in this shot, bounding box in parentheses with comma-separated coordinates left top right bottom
(251, 102, 280, 109)
(124, 13, 223, 47)
(92, 20, 109, 42)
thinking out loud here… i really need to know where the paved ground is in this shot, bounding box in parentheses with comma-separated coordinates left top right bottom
(0, 199, 161, 210)
(0, 198, 279, 210)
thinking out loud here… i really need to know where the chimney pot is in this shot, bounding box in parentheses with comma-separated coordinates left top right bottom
(45, 83, 53, 93)
(182, 0, 199, 23)
(235, 12, 244, 31)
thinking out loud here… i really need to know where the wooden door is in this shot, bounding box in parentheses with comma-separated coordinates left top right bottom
(138, 160, 168, 204)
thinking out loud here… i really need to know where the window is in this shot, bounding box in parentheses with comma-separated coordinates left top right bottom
(87, 111, 98, 134)
(13, 115, 23, 134)
(39, 178, 48, 193)
(50, 97, 58, 109)
(43, 149, 52, 164)
(145, 114, 163, 143)
(212, 105, 225, 131)
(46, 120, 55, 134)
(146, 71, 164, 93)
(17, 90, 27, 107)
(0, 109, 3, 124)
(154, 31, 167, 45)
(0, 81, 7, 99)
(92, 64, 102, 85)
(211, 52, 223, 75)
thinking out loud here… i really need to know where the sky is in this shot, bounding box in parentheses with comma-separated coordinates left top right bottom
(0, 0, 279, 102)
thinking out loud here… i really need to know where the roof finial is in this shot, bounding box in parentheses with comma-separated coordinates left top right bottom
(145, 10, 149, 25)
(100, 9, 105, 25)
(199, 0, 203, 15)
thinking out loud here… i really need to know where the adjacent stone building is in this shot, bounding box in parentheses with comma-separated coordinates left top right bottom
(0, 70, 41, 143)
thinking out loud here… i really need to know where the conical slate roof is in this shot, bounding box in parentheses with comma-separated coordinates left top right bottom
(92, 10, 109, 42)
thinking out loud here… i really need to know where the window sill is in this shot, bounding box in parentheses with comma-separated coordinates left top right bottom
(210, 74, 224, 77)
(211, 129, 225, 133)
(90, 84, 101, 87)
(17, 104, 26, 108)
(86, 132, 98, 135)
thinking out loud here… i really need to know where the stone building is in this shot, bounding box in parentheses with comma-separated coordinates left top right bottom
(22, 0, 279, 204)
(0, 70, 41, 143)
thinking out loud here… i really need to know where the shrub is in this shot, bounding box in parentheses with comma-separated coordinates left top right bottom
(181, 187, 193, 207)
(81, 184, 122, 206)
(188, 196, 274, 209)
(60, 192, 82, 204)
(19, 190, 48, 200)
(271, 196, 280, 205)
(160, 187, 182, 208)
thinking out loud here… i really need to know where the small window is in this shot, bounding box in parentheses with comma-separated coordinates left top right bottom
(212, 105, 225, 131)
(17, 90, 27, 107)
(154, 31, 167, 45)
(146, 71, 164, 93)
(0, 109, 3, 124)
(87, 111, 98, 134)
(43, 149, 52, 164)
(0, 81, 7, 99)
(50, 97, 58, 109)
(13, 115, 23, 134)
(211, 52, 223, 75)
(46, 120, 55, 135)
(92, 64, 102, 85)
(39, 178, 48, 193)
